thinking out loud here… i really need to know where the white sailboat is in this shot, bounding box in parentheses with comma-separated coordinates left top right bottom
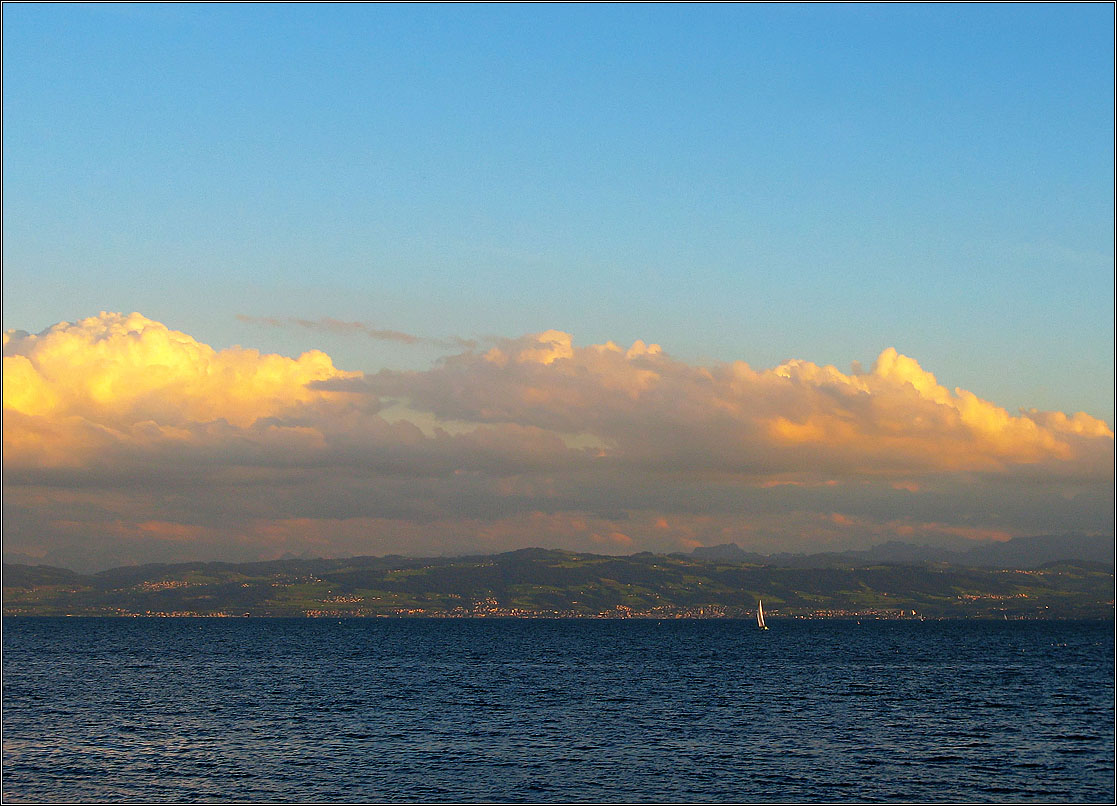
(756, 599, 769, 631)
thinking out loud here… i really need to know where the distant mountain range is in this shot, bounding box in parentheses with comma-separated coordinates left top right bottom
(689, 533, 1115, 569)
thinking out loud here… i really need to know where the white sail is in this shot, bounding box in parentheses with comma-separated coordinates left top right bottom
(757, 599, 766, 629)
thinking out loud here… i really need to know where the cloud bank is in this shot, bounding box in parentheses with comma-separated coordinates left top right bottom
(3, 313, 1112, 569)
(357, 331, 1111, 478)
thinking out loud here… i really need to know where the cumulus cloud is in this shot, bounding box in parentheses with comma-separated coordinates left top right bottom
(357, 332, 1112, 479)
(3, 312, 365, 460)
(4, 312, 358, 419)
(3, 314, 1112, 569)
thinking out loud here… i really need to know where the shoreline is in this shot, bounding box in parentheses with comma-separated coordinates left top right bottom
(4, 611, 1112, 621)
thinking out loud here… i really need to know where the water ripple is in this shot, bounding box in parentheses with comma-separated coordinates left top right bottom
(3, 618, 1113, 803)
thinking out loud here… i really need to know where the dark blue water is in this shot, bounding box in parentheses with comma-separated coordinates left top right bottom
(3, 618, 1113, 803)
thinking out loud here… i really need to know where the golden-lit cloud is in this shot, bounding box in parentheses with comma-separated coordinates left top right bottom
(361, 332, 1112, 479)
(3, 314, 1112, 569)
(3, 311, 360, 466)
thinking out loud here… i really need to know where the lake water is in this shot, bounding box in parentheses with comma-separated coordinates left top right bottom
(2, 618, 1113, 802)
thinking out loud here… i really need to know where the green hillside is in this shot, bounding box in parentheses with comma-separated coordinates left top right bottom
(3, 549, 1112, 619)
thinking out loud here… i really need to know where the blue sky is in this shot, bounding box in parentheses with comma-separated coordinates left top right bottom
(4, 2, 1114, 421)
